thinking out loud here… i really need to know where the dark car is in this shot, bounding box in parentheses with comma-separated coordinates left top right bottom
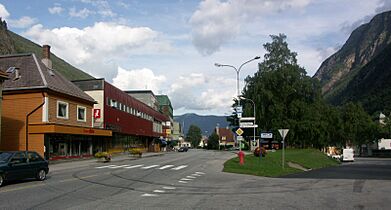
(0, 151, 49, 187)
(178, 147, 188, 152)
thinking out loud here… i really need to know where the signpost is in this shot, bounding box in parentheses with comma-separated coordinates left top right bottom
(278, 129, 289, 169)
(235, 128, 244, 151)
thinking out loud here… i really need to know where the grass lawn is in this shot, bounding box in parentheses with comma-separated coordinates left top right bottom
(223, 149, 339, 177)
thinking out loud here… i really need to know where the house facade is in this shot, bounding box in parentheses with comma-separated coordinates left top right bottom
(73, 79, 168, 153)
(0, 70, 8, 144)
(0, 46, 112, 159)
(216, 127, 235, 148)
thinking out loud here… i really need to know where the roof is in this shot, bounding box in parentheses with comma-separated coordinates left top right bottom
(0, 53, 95, 103)
(217, 128, 234, 142)
(0, 69, 8, 80)
(125, 90, 155, 96)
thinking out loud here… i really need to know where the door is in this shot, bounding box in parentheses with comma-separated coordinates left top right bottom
(7, 152, 32, 180)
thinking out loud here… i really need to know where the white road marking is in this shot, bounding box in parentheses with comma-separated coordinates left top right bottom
(171, 165, 188, 170)
(141, 193, 158, 197)
(192, 174, 202, 176)
(153, 190, 166, 193)
(195, 172, 205, 174)
(187, 176, 196, 179)
(142, 165, 159, 169)
(124, 164, 144, 169)
(178, 181, 188, 183)
(180, 178, 192, 181)
(159, 165, 174, 170)
(95, 165, 116, 169)
(163, 186, 176, 190)
(108, 165, 130, 168)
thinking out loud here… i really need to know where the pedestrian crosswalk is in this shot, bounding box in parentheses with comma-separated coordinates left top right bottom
(95, 164, 188, 171)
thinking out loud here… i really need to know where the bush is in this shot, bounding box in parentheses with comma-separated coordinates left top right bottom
(254, 147, 267, 157)
(129, 148, 143, 156)
(94, 152, 112, 161)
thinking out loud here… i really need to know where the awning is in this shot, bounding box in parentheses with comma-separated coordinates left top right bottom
(28, 123, 112, 137)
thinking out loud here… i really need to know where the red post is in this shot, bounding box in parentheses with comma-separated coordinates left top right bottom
(238, 151, 245, 165)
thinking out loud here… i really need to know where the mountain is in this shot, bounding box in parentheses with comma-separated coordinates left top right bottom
(0, 20, 93, 81)
(314, 11, 391, 99)
(174, 113, 230, 136)
(328, 43, 391, 114)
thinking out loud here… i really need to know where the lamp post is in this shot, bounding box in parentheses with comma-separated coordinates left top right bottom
(215, 56, 260, 151)
(239, 96, 256, 151)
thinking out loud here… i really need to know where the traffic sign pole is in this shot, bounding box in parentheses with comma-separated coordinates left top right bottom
(278, 129, 289, 169)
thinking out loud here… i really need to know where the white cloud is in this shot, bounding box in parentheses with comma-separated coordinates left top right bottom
(7, 16, 37, 28)
(80, 0, 116, 17)
(23, 22, 171, 78)
(190, 0, 311, 55)
(69, 8, 93, 18)
(112, 67, 166, 93)
(48, 6, 64, 15)
(0, 3, 10, 19)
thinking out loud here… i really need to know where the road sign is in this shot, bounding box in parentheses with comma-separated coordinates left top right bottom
(260, 132, 273, 139)
(237, 136, 244, 141)
(240, 122, 253, 126)
(236, 128, 244, 136)
(240, 124, 258, 128)
(239, 117, 255, 121)
(237, 112, 242, 118)
(278, 129, 289, 139)
(236, 106, 243, 113)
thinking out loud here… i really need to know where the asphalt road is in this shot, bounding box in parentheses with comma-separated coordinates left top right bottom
(1, 151, 391, 210)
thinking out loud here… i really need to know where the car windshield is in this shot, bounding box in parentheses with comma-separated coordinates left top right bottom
(0, 152, 13, 162)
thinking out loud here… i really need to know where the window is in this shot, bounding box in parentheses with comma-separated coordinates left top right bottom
(10, 152, 27, 164)
(77, 106, 86, 122)
(57, 101, 69, 119)
(28, 152, 44, 162)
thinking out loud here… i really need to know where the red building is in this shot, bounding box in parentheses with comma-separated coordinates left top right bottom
(73, 79, 168, 152)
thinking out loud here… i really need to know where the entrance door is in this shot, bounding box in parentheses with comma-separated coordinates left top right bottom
(59, 143, 67, 156)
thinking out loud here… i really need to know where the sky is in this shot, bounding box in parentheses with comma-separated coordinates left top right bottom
(0, 0, 390, 116)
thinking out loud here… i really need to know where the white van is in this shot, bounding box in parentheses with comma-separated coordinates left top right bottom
(341, 148, 354, 162)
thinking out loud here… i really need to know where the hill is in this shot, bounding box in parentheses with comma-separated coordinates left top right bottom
(0, 20, 93, 81)
(314, 11, 391, 99)
(174, 113, 230, 136)
(329, 43, 391, 114)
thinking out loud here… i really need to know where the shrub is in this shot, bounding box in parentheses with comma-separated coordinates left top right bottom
(129, 148, 143, 156)
(95, 152, 111, 161)
(254, 147, 267, 157)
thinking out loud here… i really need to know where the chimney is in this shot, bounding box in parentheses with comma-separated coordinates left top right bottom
(42, 45, 52, 69)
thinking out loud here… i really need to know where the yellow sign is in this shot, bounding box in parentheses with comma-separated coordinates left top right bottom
(236, 128, 244, 136)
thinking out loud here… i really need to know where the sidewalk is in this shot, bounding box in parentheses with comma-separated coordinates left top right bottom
(49, 152, 164, 172)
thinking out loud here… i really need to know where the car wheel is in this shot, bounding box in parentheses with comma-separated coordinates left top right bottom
(0, 174, 4, 187)
(36, 169, 46, 181)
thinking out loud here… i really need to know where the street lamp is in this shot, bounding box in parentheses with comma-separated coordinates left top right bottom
(215, 56, 260, 151)
(239, 96, 256, 151)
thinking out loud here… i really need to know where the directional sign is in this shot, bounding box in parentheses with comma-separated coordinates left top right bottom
(240, 122, 253, 127)
(237, 136, 244, 141)
(240, 117, 255, 121)
(240, 124, 258, 128)
(278, 129, 289, 139)
(261, 132, 273, 139)
(236, 128, 244, 136)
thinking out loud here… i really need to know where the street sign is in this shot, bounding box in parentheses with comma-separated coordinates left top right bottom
(240, 122, 253, 126)
(278, 129, 289, 139)
(237, 136, 244, 141)
(236, 128, 244, 136)
(237, 113, 242, 118)
(240, 124, 258, 128)
(260, 132, 273, 139)
(239, 117, 255, 121)
(235, 106, 243, 113)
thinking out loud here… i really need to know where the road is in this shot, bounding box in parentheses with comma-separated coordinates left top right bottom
(1, 150, 391, 209)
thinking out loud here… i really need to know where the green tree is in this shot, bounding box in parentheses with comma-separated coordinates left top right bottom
(186, 125, 202, 148)
(207, 132, 220, 150)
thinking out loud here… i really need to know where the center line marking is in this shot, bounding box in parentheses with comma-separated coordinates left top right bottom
(159, 165, 174, 169)
(163, 186, 176, 190)
(141, 193, 158, 197)
(124, 164, 143, 169)
(195, 172, 205, 174)
(171, 165, 188, 170)
(153, 190, 166, 193)
(180, 178, 192, 181)
(178, 181, 188, 183)
(187, 176, 196, 179)
(142, 165, 159, 169)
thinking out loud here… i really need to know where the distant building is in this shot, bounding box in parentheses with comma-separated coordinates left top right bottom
(125, 90, 159, 111)
(156, 95, 174, 141)
(215, 126, 235, 148)
(0, 46, 112, 158)
(0, 70, 8, 144)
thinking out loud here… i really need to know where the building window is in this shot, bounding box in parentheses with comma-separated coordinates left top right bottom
(57, 101, 69, 119)
(77, 106, 86, 122)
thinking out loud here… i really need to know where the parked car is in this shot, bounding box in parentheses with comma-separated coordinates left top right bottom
(178, 147, 188, 152)
(0, 151, 49, 187)
(341, 148, 354, 162)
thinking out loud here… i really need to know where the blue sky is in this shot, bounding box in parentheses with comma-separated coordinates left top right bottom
(1, 0, 390, 116)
